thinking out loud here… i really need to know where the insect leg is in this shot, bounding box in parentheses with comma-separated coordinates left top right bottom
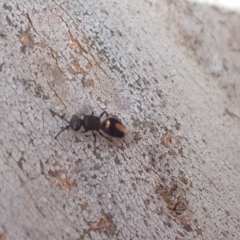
(99, 111, 109, 119)
(97, 131, 113, 143)
(92, 131, 97, 145)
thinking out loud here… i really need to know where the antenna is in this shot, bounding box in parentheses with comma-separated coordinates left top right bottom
(54, 125, 70, 139)
(50, 109, 70, 139)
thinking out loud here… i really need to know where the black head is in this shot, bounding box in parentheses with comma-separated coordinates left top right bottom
(70, 114, 83, 131)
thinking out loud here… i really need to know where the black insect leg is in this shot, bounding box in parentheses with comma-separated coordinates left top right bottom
(80, 130, 97, 146)
(99, 111, 109, 119)
(97, 131, 113, 143)
(92, 131, 97, 146)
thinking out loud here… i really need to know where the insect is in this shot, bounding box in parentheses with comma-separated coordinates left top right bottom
(50, 109, 126, 143)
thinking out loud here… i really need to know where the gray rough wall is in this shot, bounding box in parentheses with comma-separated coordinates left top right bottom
(0, 0, 240, 239)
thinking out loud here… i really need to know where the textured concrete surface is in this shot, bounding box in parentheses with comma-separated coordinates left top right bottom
(189, 0, 240, 11)
(0, 0, 240, 239)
